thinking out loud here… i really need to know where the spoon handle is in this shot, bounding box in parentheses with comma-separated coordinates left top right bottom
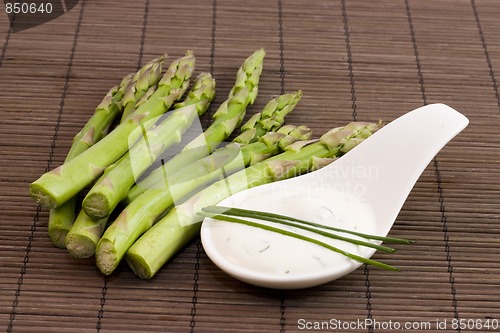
(320, 103, 469, 235)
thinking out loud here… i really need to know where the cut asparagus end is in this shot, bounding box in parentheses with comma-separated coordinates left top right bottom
(65, 209, 108, 258)
(125, 253, 153, 280)
(29, 183, 58, 208)
(48, 200, 77, 248)
(65, 234, 97, 259)
(83, 192, 111, 220)
(96, 239, 119, 275)
(125, 219, 200, 279)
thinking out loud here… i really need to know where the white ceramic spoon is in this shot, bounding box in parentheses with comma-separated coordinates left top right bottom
(201, 103, 469, 289)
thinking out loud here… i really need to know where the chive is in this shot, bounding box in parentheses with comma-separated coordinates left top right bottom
(203, 205, 414, 244)
(199, 211, 400, 271)
(203, 207, 396, 253)
(200, 205, 415, 271)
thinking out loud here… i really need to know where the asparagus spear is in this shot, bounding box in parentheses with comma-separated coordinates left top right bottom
(70, 76, 132, 158)
(124, 121, 381, 279)
(232, 90, 302, 144)
(64, 73, 215, 257)
(30, 51, 196, 209)
(184, 48, 265, 149)
(82, 73, 216, 220)
(65, 210, 109, 258)
(48, 80, 129, 248)
(94, 124, 311, 275)
(48, 57, 166, 248)
(48, 203, 80, 249)
(120, 54, 166, 121)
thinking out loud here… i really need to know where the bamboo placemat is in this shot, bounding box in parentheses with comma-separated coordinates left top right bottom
(1, 0, 499, 332)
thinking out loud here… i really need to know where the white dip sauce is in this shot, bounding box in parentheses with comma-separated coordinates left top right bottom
(210, 191, 379, 276)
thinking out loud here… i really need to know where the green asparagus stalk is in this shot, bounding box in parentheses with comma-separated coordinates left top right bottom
(65, 210, 109, 258)
(69, 77, 131, 158)
(172, 73, 218, 110)
(30, 51, 196, 209)
(48, 202, 79, 248)
(94, 125, 311, 275)
(48, 74, 133, 248)
(183, 48, 265, 148)
(47, 56, 166, 248)
(82, 73, 216, 220)
(125, 121, 381, 279)
(120, 54, 166, 121)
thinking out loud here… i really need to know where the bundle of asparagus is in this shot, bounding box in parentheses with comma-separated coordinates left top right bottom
(30, 48, 388, 280)
(65, 72, 216, 258)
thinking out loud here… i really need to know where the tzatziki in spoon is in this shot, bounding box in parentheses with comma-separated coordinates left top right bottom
(201, 104, 469, 289)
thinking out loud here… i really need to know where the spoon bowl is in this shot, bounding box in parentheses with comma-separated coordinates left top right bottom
(201, 104, 469, 289)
